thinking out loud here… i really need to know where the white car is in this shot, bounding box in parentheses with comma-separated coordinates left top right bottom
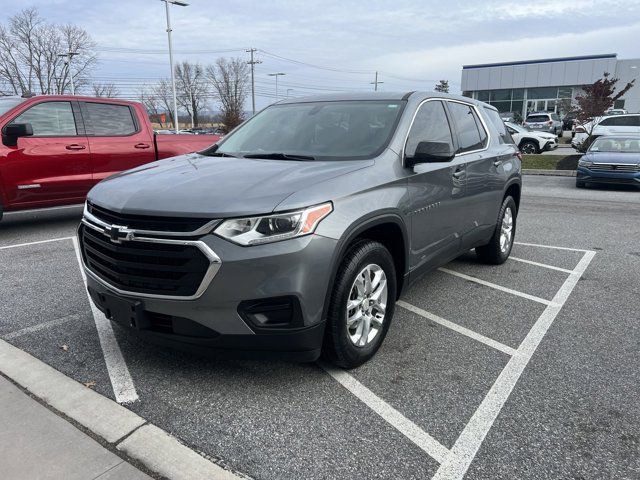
(572, 113, 640, 149)
(505, 122, 558, 154)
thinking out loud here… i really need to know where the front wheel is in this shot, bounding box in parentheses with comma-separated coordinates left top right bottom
(476, 196, 517, 265)
(520, 140, 538, 154)
(576, 180, 586, 188)
(323, 240, 397, 368)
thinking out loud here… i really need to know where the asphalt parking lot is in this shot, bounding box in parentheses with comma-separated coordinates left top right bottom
(1, 176, 639, 479)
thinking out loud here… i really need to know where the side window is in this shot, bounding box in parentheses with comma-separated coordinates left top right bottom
(448, 102, 487, 153)
(85, 103, 137, 136)
(484, 107, 514, 144)
(405, 100, 454, 157)
(12, 101, 77, 136)
(599, 117, 614, 126)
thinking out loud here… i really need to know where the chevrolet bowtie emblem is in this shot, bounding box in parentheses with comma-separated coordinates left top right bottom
(102, 224, 135, 243)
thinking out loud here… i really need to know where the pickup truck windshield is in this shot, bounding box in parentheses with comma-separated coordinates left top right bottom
(0, 97, 26, 117)
(210, 100, 405, 160)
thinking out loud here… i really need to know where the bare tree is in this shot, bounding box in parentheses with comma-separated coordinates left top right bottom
(0, 8, 96, 96)
(137, 85, 165, 127)
(175, 61, 207, 127)
(434, 80, 449, 93)
(92, 82, 119, 98)
(206, 57, 249, 132)
(152, 79, 178, 129)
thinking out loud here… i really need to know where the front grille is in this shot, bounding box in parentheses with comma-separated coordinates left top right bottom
(79, 224, 211, 297)
(591, 163, 640, 172)
(87, 202, 213, 232)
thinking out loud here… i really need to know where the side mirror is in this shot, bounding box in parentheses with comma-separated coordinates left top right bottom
(2, 123, 33, 147)
(405, 141, 455, 167)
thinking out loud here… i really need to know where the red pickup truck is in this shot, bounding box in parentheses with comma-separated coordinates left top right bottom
(0, 95, 219, 220)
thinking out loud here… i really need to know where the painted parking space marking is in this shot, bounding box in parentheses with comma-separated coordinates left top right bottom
(71, 237, 139, 404)
(396, 301, 518, 357)
(514, 241, 591, 253)
(432, 249, 596, 479)
(2, 313, 83, 340)
(438, 267, 555, 306)
(321, 363, 451, 464)
(508, 256, 574, 274)
(0, 236, 74, 250)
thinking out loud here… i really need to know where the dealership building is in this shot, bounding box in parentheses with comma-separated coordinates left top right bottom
(460, 53, 640, 120)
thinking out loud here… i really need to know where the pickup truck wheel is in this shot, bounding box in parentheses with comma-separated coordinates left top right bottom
(520, 140, 538, 154)
(475, 196, 517, 265)
(323, 240, 396, 369)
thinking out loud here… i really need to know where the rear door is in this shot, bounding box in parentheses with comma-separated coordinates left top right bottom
(80, 101, 156, 184)
(406, 99, 466, 272)
(446, 102, 507, 247)
(0, 100, 91, 208)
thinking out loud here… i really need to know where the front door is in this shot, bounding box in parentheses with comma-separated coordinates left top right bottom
(1, 100, 91, 208)
(405, 100, 466, 272)
(80, 101, 156, 184)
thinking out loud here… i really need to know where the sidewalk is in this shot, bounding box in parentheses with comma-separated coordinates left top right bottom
(0, 375, 151, 480)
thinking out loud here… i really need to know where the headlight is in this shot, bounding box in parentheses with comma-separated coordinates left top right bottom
(578, 159, 593, 167)
(215, 203, 333, 246)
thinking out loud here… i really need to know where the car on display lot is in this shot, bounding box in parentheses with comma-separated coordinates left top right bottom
(576, 135, 640, 188)
(78, 92, 522, 368)
(523, 112, 563, 136)
(505, 121, 558, 154)
(0, 95, 220, 221)
(572, 113, 640, 150)
(606, 108, 628, 115)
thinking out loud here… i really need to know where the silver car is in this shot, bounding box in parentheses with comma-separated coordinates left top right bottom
(524, 112, 563, 136)
(78, 92, 522, 368)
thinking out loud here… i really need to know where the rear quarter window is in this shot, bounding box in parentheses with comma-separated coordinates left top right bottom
(484, 108, 514, 145)
(448, 102, 488, 153)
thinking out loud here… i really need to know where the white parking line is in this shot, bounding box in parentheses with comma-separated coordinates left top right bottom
(432, 250, 596, 480)
(509, 256, 574, 274)
(438, 267, 555, 306)
(0, 236, 74, 250)
(71, 237, 139, 404)
(321, 363, 451, 464)
(2, 313, 83, 340)
(514, 241, 593, 253)
(397, 301, 518, 357)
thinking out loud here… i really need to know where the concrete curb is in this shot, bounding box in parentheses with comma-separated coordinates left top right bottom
(523, 169, 576, 177)
(0, 339, 245, 480)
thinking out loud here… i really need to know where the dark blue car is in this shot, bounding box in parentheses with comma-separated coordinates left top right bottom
(577, 136, 640, 188)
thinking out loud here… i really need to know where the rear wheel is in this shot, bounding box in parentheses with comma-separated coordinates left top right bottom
(323, 240, 396, 369)
(520, 140, 538, 154)
(476, 196, 517, 265)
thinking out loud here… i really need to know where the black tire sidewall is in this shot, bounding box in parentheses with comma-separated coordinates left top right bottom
(325, 241, 397, 368)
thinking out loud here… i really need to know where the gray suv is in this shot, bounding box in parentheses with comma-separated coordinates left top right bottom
(79, 92, 521, 368)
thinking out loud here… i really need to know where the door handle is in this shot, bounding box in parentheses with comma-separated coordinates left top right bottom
(452, 169, 464, 178)
(65, 144, 86, 150)
(493, 160, 502, 167)
(134, 143, 151, 149)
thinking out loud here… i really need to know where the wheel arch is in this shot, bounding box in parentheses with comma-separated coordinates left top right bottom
(519, 137, 540, 152)
(321, 213, 409, 321)
(504, 180, 521, 213)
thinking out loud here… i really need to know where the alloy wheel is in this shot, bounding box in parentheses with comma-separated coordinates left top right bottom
(500, 207, 514, 253)
(346, 264, 388, 347)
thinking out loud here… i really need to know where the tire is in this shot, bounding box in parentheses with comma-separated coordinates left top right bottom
(519, 140, 538, 154)
(557, 128, 563, 138)
(323, 240, 397, 369)
(576, 180, 586, 188)
(476, 196, 517, 265)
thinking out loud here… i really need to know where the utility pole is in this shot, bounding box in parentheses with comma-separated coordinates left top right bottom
(268, 72, 286, 102)
(58, 52, 77, 95)
(370, 71, 383, 91)
(246, 48, 261, 115)
(161, 0, 189, 133)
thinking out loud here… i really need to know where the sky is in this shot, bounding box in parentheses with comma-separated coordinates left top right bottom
(2, 0, 640, 111)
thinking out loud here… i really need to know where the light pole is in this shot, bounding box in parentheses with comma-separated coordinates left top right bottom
(161, 0, 188, 133)
(268, 72, 286, 101)
(58, 52, 77, 95)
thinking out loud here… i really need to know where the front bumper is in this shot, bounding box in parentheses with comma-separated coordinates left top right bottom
(576, 167, 640, 186)
(541, 139, 558, 151)
(83, 232, 339, 360)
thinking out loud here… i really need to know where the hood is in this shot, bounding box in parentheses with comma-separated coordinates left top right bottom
(533, 132, 556, 139)
(584, 151, 640, 163)
(87, 153, 372, 218)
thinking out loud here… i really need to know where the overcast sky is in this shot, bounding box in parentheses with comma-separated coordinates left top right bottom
(2, 0, 640, 110)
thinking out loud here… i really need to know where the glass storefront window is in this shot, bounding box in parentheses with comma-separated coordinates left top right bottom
(489, 101, 511, 112)
(558, 87, 572, 98)
(512, 89, 525, 100)
(527, 87, 558, 99)
(476, 91, 490, 101)
(491, 89, 511, 101)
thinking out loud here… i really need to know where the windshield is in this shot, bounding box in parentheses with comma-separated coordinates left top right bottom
(506, 122, 528, 133)
(209, 100, 405, 160)
(0, 97, 26, 117)
(589, 137, 640, 153)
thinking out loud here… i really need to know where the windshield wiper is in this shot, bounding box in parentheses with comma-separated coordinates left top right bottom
(206, 151, 238, 158)
(243, 152, 316, 161)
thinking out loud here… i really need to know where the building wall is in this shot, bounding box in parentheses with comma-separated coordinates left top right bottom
(614, 59, 640, 113)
